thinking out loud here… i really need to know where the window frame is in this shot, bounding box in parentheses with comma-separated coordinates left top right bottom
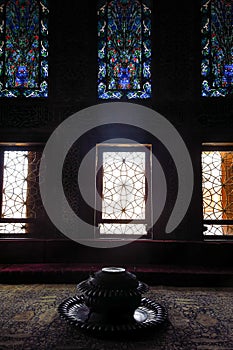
(202, 142, 233, 240)
(95, 143, 153, 239)
(0, 143, 45, 239)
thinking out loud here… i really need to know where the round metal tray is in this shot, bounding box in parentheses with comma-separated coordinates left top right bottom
(58, 296, 167, 334)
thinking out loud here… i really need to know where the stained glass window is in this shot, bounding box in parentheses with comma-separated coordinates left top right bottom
(201, 0, 233, 97)
(97, 0, 151, 99)
(202, 147, 233, 236)
(0, 0, 49, 98)
(96, 144, 152, 236)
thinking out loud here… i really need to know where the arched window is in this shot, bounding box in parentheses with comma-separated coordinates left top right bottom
(0, 0, 49, 97)
(98, 0, 151, 99)
(201, 0, 233, 97)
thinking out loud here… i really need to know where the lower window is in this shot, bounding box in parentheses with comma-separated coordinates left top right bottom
(202, 143, 233, 237)
(0, 145, 44, 236)
(95, 144, 152, 238)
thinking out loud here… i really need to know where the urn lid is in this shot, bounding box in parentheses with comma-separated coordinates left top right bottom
(90, 267, 139, 290)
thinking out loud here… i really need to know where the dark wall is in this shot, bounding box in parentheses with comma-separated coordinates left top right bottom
(0, 0, 232, 264)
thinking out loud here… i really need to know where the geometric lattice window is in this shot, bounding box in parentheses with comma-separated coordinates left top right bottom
(0, 148, 43, 234)
(0, 0, 49, 98)
(97, 0, 151, 99)
(201, 0, 233, 97)
(202, 146, 233, 236)
(95, 144, 152, 237)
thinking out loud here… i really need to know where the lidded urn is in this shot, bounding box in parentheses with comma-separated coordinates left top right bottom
(76, 267, 149, 323)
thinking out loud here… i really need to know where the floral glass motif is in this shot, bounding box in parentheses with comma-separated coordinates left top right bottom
(0, 0, 49, 97)
(98, 0, 151, 99)
(201, 0, 233, 97)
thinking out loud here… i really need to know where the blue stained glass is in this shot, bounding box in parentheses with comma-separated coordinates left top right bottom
(98, 0, 151, 99)
(201, 0, 233, 97)
(0, 0, 49, 98)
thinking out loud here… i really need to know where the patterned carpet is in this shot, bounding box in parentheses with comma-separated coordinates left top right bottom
(0, 284, 232, 350)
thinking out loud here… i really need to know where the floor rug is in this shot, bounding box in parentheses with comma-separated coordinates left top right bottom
(0, 284, 232, 350)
